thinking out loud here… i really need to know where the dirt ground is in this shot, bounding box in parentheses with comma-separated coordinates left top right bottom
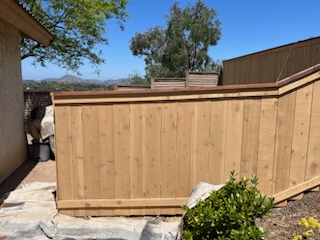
(256, 190, 320, 239)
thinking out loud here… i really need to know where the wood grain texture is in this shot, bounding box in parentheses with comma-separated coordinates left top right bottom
(224, 100, 244, 180)
(241, 99, 261, 178)
(273, 92, 296, 194)
(256, 98, 278, 196)
(306, 81, 320, 180)
(55, 106, 74, 216)
(52, 72, 320, 216)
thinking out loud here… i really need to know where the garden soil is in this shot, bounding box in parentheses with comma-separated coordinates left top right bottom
(256, 190, 320, 239)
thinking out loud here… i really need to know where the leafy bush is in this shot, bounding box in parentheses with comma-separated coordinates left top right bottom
(182, 171, 274, 240)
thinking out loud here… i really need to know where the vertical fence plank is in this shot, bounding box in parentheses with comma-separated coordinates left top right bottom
(256, 98, 278, 196)
(53, 75, 320, 216)
(82, 105, 100, 216)
(224, 100, 244, 180)
(273, 92, 296, 194)
(176, 102, 194, 201)
(161, 102, 178, 214)
(55, 106, 75, 216)
(130, 103, 145, 215)
(98, 104, 115, 216)
(241, 99, 261, 178)
(289, 85, 313, 193)
(70, 106, 85, 216)
(306, 81, 320, 180)
(192, 101, 211, 185)
(113, 104, 131, 215)
(209, 100, 227, 184)
(144, 103, 161, 215)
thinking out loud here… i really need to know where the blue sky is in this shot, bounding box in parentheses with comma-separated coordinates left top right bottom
(22, 0, 320, 80)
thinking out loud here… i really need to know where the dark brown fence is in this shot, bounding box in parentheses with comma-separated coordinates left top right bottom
(222, 37, 320, 85)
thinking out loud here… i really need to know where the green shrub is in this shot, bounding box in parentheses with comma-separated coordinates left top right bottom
(182, 171, 274, 240)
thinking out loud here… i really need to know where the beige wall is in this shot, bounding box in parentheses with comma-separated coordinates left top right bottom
(0, 18, 27, 184)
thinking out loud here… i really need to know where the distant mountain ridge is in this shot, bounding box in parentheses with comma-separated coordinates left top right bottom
(24, 74, 130, 85)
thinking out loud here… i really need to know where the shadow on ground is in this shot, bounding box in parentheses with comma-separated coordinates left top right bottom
(0, 149, 38, 198)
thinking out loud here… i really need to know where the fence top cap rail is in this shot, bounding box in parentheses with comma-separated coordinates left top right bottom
(51, 64, 320, 100)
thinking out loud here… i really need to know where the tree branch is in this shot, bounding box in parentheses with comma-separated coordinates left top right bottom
(21, 42, 41, 60)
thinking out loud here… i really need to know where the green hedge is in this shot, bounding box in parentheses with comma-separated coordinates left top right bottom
(182, 171, 274, 240)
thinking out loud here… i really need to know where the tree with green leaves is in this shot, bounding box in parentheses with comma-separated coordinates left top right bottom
(130, 0, 221, 79)
(20, 0, 128, 72)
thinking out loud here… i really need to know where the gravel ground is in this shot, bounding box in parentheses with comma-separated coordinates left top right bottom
(256, 190, 320, 239)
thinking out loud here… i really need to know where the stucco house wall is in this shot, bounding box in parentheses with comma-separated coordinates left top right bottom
(0, 18, 27, 183)
(0, 0, 53, 184)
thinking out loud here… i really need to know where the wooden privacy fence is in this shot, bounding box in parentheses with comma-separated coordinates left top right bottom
(52, 64, 320, 217)
(151, 72, 218, 89)
(222, 37, 320, 85)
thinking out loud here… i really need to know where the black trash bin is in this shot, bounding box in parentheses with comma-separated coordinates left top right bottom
(32, 139, 50, 162)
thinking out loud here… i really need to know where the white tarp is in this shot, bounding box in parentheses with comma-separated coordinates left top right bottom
(0, 183, 180, 240)
(40, 105, 54, 140)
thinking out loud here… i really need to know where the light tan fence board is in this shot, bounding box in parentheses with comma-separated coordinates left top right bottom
(55, 106, 75, 216)
(224, 100, 244, 181)
(209, 100, 227, 184)
(82, 105, 100, 216)
(129, 104, 145, 215)
(176, 102, 194, 198)
(256, 98, 278, 196)
(52, 67, 320, 216)
(98, 104, 116, 216)
(192, 101, 211, 185)
(240, 99, 261, 178)
(289, 85, 313, 187)
(70, 106, 86, 216)
(273, 92, 296, 194)
(143, 103, 162, 215)
(161, 102, 178, 214)
(113, 104, 131, 215)
(306, 81, 320, 180)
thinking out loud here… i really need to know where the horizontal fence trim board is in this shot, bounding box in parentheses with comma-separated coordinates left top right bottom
(52, 84, 278, 99)
(273, 176, 320, 204)
(278, 72, 320, 95)
(57, 198, 188, 209)
(276, 63, 320, 86)
(53, 90, 280, 105)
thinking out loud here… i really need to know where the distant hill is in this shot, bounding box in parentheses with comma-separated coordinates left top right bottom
(23, 75, 132, 92)
(24, 74, 130, 85)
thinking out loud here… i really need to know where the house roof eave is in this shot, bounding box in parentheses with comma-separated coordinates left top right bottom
(0, 0, 54, 46)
